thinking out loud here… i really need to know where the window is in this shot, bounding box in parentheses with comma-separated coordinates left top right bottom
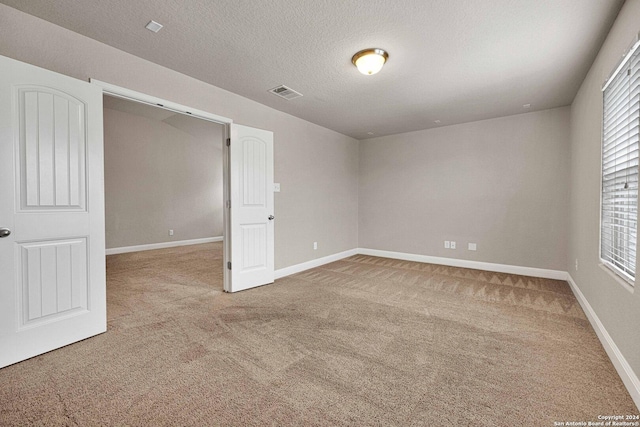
(601, 37, 640, 285)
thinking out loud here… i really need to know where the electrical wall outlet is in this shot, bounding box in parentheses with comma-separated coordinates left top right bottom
(450, 241, 456, 249)
(169, 229, 174, 236)
(575, 258, 579, 271)
(444, 241, 450, 249)
(273, 183, 281, 192)
(313, 242, 318, 250)
(468, 243, 477, 251)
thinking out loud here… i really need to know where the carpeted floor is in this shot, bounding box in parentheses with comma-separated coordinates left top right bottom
(0, 242, 636, 426)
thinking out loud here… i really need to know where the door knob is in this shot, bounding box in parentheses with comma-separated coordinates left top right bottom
(268, 215, 275, 220)
(0, 228, 11, 238)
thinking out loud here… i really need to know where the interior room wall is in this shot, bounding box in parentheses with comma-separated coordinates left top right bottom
(0, 4, 359, 270)
(104, 106, 223, 249)
(568, 0, 640, 379)
(359, 107, 571, 271)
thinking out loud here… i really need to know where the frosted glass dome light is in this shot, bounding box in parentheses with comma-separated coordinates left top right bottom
(352, 48, 389, 75)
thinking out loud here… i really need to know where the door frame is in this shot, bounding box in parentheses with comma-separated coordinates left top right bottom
(90, 80, 234, 292)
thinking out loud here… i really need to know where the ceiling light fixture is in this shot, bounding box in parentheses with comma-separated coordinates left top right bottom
(145, 20, 163, 33)
(352, 48, 389, 75)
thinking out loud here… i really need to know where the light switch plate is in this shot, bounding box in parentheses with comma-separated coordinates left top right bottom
(273, 183, 281, 192)
(468, 243, 477, 251)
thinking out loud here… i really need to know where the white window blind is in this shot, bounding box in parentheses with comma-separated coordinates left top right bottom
(601, 40, 640, 284)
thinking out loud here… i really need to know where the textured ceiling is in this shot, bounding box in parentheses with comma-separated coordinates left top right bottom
(2, 0, 624, 139)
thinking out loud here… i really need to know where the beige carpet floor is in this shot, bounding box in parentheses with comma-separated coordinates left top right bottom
(0, 242, 636, 426)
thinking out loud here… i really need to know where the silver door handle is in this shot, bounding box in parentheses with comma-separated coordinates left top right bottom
(268, 215, 275, 220)
(0, 228, 11, 238)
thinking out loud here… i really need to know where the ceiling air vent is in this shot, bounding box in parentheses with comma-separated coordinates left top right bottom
(268, 85, 303, 100)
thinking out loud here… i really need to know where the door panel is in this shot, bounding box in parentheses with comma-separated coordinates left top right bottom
(18, 87, 86, 211)
(241, 223, 267, 270)
(0, 55, 105, 368)
(17, 238, 88, 326)
(229, 124, 274, 292)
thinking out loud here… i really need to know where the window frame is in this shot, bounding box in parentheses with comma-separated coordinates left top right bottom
(599, 33, 640, 287)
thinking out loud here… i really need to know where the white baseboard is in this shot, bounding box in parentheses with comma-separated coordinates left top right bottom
(566, 274, 640, 410)
(274, 247, 567, 281)
(106, 236, 223, 255)
(357, 248, 567, 280)
(274, 248, 359, 279)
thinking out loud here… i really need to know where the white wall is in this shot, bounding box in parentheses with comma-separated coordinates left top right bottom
(104, 107, 223, 249)
(359, 107, 571, 271)
(0, 4, 359, 270)
(568, 0, 640, 380)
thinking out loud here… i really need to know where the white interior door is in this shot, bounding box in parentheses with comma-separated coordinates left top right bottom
(0, 55, 106, 368)
(228, 124, 274, 292)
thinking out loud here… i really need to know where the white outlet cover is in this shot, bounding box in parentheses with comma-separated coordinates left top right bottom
(444, 241, 450, 249)
(273, 183, 281, 192)
(450, 241, 456, 249)
(468, 243, 477, 251)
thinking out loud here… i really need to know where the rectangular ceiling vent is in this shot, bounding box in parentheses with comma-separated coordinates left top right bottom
(268, 85, 303, 100)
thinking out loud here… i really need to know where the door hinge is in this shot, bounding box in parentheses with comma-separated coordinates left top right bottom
(226, 138, 230, 146)
(226, 200, 230, 208)
(227, 262, 232, 270)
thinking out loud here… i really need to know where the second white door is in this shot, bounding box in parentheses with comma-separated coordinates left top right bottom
(228, 124, 274, 292)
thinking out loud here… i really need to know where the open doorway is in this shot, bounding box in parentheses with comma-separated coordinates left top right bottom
(92, 78, 275, 294)
(102, 94, 226, 318)
(103, 95, 225, 256)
